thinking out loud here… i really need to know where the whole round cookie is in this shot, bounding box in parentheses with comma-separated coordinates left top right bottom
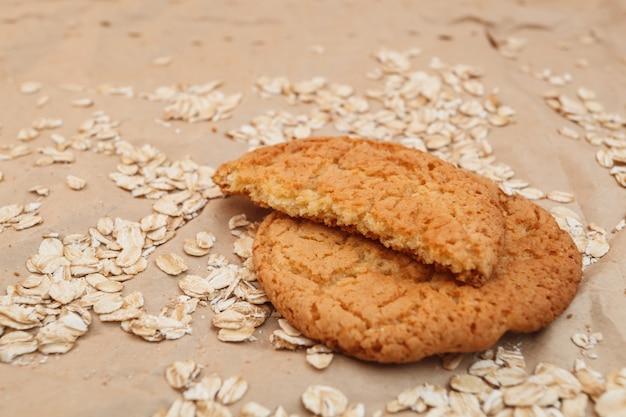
(252, 193, 582, 363)
(215, 136, 506, 287)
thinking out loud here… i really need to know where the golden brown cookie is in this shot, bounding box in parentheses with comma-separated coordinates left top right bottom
(252, 193, 582, 363)
(214, 136, 506, 286)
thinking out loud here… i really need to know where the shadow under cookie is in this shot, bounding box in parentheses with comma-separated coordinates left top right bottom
(252, 193, 582, 364)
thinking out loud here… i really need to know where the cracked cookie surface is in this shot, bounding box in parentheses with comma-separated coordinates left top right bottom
(214, 136, 506, 286)
(252, 193, 582, 363)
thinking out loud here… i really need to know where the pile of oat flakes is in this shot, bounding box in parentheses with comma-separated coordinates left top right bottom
(1, 46, 625, 416)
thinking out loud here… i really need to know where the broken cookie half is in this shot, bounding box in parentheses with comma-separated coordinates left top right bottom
(214, 136, 506, 286)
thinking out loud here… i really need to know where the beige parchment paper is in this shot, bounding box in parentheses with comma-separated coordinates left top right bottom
(0, 0, 625, 415)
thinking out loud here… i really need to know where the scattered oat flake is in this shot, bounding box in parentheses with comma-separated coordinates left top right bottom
(558, 126, 580, 140)
(588, 238, 610, 258)
(270, 328, 316, 350)
(152, 56, 173, 67)
(212, 302, 267, 330)
(196, 231, 216, 249)
(0, 331, 38, 363)
(183, 238, 211, 257)
(516, 187, 545, 200)
(36, 95, 50, 108)
(547, 190, 575, 203)
(17, 127, 39, 141)
(233, 236, 254, 259)
(94, 279, 124, 293)
(66, 175, 87, 190)
(93, 293, 124, 315)
(71, 98, 93, 108)
(20, 81, 42, 94)
(165, 360, 202, 389)
(228, 214, 250, 230)
(450, 374, 490, 394)
(596, 149, 614, 168)
(217, 325, 256, 343)
(216, 376, 248, 405)
(13, 214, 43, 230)
(240, 401, 271, 417)
(182, 373, 222, 402)
(306, 348, 334, 370)
(302, 385, 348, 417)
(156, 253, 189, 276)
(441, 352, 465, 371)
(595, 388, 626, 416)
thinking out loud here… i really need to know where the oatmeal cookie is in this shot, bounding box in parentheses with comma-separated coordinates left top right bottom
(214, 136, 506, 286)
(252, 193, 582, 363)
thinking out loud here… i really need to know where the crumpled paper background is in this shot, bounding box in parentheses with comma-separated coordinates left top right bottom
(1, 0, 625, 415)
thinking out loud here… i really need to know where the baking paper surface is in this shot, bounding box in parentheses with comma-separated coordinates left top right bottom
(1, 0, 625, 415)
